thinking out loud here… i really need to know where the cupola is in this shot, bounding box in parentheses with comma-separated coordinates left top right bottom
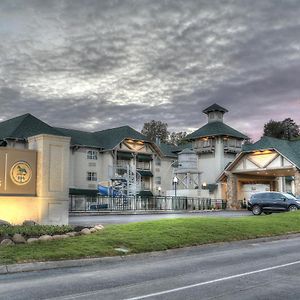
(202, 103, 228, 123)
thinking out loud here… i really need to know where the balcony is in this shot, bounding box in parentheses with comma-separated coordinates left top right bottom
(224, 145, 242, 154)
(194, 145, 215, 154)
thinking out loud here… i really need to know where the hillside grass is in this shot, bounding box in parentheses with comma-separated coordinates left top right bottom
(1, 212, 300, 264)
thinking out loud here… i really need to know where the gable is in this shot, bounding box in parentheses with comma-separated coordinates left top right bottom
(229, 150, 295, 173)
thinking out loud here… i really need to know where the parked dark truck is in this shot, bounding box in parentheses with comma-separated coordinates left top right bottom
(248, 192, 300, 215)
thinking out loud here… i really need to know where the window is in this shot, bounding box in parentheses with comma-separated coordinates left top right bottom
(203, 138, 211, 147)
(87, 172, 97, 181)
(87, 150, 97, 160)
(137, 161, 150, 170)
(229, 139, 236, 147)
(155, 158, 161, 166)
(155, 176, 161, 184)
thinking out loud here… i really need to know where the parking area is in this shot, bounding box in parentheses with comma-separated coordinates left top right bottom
(69, 210, 251, 226)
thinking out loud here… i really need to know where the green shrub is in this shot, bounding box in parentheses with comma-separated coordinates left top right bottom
(0, 225, 74, 238)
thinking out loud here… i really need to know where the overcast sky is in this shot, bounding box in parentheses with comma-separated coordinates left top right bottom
(0, 0, 299, 140)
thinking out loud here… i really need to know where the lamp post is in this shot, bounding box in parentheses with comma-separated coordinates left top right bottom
(173, 176, 178, 199)
(173, 176, 178, 210)
(158, 186, 161, 196)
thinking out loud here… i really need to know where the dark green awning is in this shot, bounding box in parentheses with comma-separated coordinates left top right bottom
(137, 154, 153, 161)
(137, 190, 153, 197)
(117, 151, 133, 160)
(69, 188, 98, 197)
(137, 170, 153, 177)
(202, 184, 218, 193)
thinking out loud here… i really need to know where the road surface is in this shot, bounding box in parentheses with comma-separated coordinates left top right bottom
(1, 234, 300, 299)
(69, 210, 252, 226)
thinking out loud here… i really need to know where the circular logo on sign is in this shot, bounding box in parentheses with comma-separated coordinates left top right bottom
(10, 161, 32, 186)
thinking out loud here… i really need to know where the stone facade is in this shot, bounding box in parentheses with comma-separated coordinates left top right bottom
(226, 172, 239, 209)
(294, 171, 300, 196)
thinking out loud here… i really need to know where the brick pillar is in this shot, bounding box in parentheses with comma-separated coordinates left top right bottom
(295, 171, 300, 197)
(226, 172, 239, 209)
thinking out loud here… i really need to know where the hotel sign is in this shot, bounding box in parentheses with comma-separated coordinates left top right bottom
(0, 148, 36, 196)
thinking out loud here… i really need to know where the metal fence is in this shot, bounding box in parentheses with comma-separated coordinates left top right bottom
(69, 195, 227, 212)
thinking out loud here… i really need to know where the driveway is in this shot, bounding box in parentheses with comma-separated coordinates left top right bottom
(69, 210, 251, 226)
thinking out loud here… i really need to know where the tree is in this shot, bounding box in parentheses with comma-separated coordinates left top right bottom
(141, 120, 169, 143)
(168, 131, 188, 146)
(281, 118, 300, 139)
(263, 118, 299, 140)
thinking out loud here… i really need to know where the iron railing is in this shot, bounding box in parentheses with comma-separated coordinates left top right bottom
(69, 195, 227, 212)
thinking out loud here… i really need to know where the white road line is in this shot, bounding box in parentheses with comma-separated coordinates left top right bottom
(124, 260, 300, 300)
(47, 260, 300, 300)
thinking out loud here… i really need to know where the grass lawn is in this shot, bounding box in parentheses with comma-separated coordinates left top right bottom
(1, 212, 300, 264)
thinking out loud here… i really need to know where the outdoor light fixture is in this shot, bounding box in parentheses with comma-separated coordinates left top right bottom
(158, 186, 161, 196)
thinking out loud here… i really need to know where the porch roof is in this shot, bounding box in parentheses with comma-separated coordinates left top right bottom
(218, 136, 300, 182)
(243, 136, 300, 168)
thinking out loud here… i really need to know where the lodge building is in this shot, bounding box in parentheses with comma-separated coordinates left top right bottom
(0, 103, 299, 215)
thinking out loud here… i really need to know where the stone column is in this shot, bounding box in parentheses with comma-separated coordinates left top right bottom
(28, 134, 71, 225)
(294, 170, 300, 197)
(226, 171, 239, 209)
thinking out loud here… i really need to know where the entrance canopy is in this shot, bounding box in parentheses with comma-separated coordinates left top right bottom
(219, 149, 297, 181)
(218, 136, 300, 208)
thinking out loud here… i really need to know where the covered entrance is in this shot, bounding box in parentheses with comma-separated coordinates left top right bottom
(219, 149, 300, 209)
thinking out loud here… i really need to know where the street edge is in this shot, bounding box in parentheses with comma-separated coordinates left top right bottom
(2, 232, 300, 275)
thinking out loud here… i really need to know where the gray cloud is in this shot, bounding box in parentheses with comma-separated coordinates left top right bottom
(0, 0, 299, 140)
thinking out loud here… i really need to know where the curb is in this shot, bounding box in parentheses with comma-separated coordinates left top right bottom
(69, 210, 248, 216)
(1, 233, 300, 275)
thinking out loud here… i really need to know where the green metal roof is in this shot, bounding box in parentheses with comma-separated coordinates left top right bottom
(69, 188, 98, 197)
(55, 127, 103, 149)
(157, 143, 179, 157)
(186, 122, 248, 140)
(137, 170, 153, 177)
(117, 151, 133, 160)
(137, 190, 153, 197)
(57, 126, 150, 150)
(203, 103, 228, 114)
(242, 136, 300, 168)
(176, 143, 193, 152)
(0, 114, 152, 151)
(0, 114, 64, 141)
(93, 126, 150, 150)
(137, 153, 153, 161)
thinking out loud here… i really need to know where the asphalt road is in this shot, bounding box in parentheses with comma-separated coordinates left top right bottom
(2, 235, 300, 299)
(69, 210, 252, 226)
